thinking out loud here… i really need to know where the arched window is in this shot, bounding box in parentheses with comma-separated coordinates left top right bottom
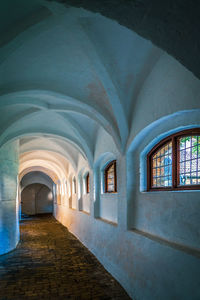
(86, 173, 90, 194)
(104, 160, 117, 193)
(147, 129, 200, 190)
(72, 177, 76, 194)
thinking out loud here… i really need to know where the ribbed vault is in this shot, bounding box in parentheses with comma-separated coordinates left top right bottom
(0, 0, 163, 163)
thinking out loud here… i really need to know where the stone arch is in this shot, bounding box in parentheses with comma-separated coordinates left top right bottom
(20, 171, 54, 192)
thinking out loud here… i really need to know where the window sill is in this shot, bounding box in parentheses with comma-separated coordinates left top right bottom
(96, 217, 117, 227)
(101, 192, 118, 195)
(80, 210, 90, 215)
(141, 189, 200, 193)
(130, 228, 200, 259)
(69, 207, 76, 211)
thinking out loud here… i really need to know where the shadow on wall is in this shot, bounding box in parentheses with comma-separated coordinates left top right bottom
(21, 183, 53, 216)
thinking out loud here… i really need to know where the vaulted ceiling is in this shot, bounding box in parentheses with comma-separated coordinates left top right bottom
(59, 0, 200, 80)
(0, 0, 196, 171)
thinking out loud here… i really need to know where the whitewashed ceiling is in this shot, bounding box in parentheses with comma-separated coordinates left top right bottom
(0, 0, 162, 175)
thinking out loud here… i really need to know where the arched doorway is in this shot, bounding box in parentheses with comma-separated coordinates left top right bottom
(21, 183, 53, 216)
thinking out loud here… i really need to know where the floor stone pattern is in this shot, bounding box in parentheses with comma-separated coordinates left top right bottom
(0, 215, 130, 299)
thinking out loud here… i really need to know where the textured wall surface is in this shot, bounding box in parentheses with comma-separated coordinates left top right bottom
(62, 0, 200, 80)
(54, 54, 200, 300)
(0, 141, 19, 255)
(81, 194, 90, 213)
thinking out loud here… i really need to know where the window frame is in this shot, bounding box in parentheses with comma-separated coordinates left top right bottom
(147, 128, 200, 191)
(104, 160, 117, 193)
(86, 173, 90, 194)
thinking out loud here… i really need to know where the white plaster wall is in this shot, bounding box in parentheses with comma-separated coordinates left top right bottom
(54, 56, 200, 300)
(55, 201, 200, 300)
(129, 52, 200, 141)
(0, 140, 19, 255)
(81, 194, 90, 213)
(93, 128, 119, 223)
(126, 53, 200, 250)
(94, 127, 120, 161)
(99, 194, 118, 224)
(71, 194, 77, 210)
(127, 116, 200, 250)
(75, 154, 91, 214)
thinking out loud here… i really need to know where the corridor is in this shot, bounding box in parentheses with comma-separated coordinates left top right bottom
(0, 1, 200, 299)
(0, 215, 130, 300)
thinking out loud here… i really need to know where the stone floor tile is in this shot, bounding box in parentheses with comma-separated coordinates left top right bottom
(0, 215, 130, 300)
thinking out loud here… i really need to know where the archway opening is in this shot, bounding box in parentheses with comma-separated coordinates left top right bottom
(21, 183, 53, 217)
(20, 171, 55, 218)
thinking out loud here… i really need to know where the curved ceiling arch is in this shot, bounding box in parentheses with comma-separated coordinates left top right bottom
(20, 141, 77, 171)
(0, 12, 123, 145)
(0, 90, 121, 151)
(1, 132, 91, 166)
(0, 90, 118, 128)
(1, 0, 191, 160)
(0, 108, 40, 137)
(2, 108, 94, 158)
(20, 150, 71, 175)
(20, 158, 67, 182)
(20, 171, 54, 192)
(5, 132, 91, 165)
(0, 104, 94, 164)
(19, 166, 58, 184)
(0, 5, 162, 151)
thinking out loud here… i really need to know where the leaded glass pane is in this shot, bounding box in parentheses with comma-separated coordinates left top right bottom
(106, 163, 116, 192)
(198, 172, 200, 184)
(179, 135, 200, 185)
(152, 141, 172, 188)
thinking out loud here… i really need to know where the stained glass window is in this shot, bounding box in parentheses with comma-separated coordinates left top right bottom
(179, 136, 200, 185)
(152, 141, 172, 187)
(148, 129, 200, 190)
(105, 161, 117, 193)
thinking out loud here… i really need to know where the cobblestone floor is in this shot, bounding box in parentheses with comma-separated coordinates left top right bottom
(0, 215, 130, 300)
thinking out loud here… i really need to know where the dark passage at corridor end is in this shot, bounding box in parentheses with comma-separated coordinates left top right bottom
(0, 215, 130, 299)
